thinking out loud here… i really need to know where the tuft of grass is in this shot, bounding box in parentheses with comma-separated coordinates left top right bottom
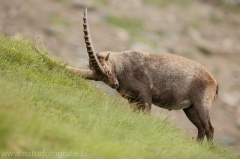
(91, 0, 108, 5)
(0, 36, 238, 159)
(156, 30, 166, 37)
(54, 0, 69, 3)
(185, 19, 203, 31)
(205, 1, 240, 14)
(50, 14, 69, 27)
(142, 0, 192, 7)
(223, 4, 240, 14)
(209, 13, 223, 24)
(106, 15, 143, 36)
(197, 44, 212, 56)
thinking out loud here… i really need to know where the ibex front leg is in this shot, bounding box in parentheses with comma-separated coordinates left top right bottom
(137, 91, 152, 112)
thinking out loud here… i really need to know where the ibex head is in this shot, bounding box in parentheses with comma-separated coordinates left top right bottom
(82, 8, 119, 89)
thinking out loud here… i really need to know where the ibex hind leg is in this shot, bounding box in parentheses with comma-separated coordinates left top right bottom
(191, 101, 214, 142)
(206, 114, 214, 141)
(183, 105, 205, 141)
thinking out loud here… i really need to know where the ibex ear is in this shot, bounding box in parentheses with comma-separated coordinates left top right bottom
(105, 52, 110, 61)
(86, 62, 90, 69)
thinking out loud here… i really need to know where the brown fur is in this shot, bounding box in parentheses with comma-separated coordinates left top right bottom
(93, 50, 218, 141)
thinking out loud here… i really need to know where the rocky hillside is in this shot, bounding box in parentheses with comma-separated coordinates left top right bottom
(0, 0, 240, 152)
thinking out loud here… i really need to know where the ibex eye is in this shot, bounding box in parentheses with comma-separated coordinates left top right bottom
(107, 71, 112, 75)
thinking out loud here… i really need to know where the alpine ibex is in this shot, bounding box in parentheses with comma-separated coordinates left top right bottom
(36, 8, 218, 141)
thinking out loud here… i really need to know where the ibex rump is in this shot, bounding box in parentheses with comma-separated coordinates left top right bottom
(37, 8, 218, 141)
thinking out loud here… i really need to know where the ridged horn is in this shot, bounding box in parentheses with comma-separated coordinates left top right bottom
(83, 8, 105, 75)
(65, 66, 95, 80)
(34, 44, 95, 80)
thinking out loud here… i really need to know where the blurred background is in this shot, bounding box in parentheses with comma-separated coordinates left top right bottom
(0, 0, 240, 152)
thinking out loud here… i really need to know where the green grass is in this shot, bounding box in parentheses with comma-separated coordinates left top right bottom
(142, 0, 192, 7)
(209, 13, 223, 24)
(91, 0, 108, 5)
(50, 14, 69, 27)
(196, 44, 212, 56)
(224, 4, 240, 14)
(185, 19, 203, 31)
(106, 15, 143, 37)
(0, 36, 238, 159)
(54, 0, 69, 3)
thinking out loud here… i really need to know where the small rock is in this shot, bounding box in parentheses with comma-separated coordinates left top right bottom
(43, 27, 62, 36)
(217, 134, 237, 146)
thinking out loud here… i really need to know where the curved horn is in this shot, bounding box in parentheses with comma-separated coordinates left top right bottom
(34, 44, 95, 80)
(66, 66, 95, 80)
(83, 8, 105, 75)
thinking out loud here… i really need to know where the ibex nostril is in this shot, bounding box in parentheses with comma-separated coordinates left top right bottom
(110, 83, 119, 89)
(114, 84, 119, 88)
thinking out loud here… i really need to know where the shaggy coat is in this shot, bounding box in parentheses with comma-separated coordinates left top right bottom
(94, 50, 218, 141)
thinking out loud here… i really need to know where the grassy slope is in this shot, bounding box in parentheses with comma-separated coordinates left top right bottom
(0, 36, 238, 159)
